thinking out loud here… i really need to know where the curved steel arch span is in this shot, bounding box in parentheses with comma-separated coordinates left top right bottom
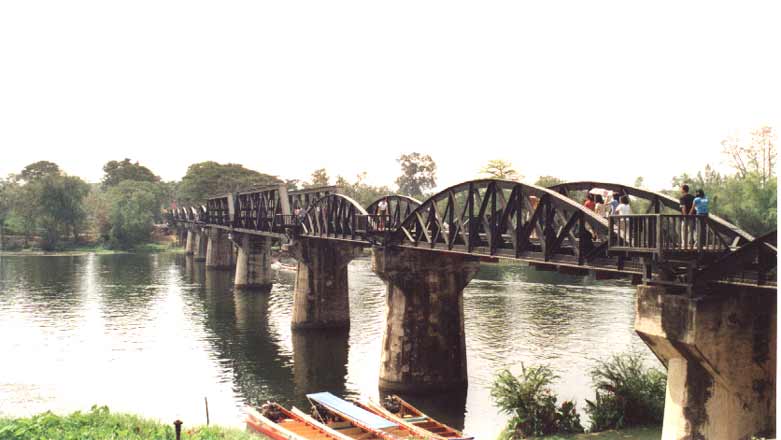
(549, 181, 753, 247)
(299, 194, 369, 241)
(366, 195, 421, 232)
(387, 179, 616, 266)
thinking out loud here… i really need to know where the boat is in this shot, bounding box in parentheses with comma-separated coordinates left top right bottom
(357, 396, 473, 440)
(305, 392, 429, 440)
(245, 402, 353, 440)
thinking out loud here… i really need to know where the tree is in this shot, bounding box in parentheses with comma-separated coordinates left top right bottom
(102, 159, 160, 188)
(17, 161, 61, 183)
(534, 176, 565, 188)
(481, 160, 521, 181)
(0, 177, 17, 247)
(27, 174, 90, 249)
(176, 162, 280, 205)
(335, 173, 392, 207)
(668, 126, 777, 235)
(106, 181, 163, 249)
(395, 153, 437, 198)
(305, 168, 330, 188)
(721, 125, 776, 186)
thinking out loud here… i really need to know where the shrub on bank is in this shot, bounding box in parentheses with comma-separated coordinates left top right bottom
(0, 405, 255, 440)
(491, 365, 584, 439)
(585, 352, 666, 431)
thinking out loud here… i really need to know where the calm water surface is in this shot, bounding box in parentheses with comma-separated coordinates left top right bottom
(0, 253, 656, 438)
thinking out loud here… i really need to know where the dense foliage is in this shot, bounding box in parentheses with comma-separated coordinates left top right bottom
(334, 172, 393, 207)
(584, 352, 667, 431)
(102, 158, 160, 188)
(534, 176, 566, 188)
(1, 159, 284, 251)
(667, 126, 776, 236)
(105, 181, 165, 249)
(395, 152, 437, 198)
(0, 405, 255, 440)
(491, 365, 583, 439)
(176, 161, 280, 205)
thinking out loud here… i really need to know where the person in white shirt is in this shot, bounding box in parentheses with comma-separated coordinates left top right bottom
(377, 198, 389, 230)
(615, 195, 632, 215)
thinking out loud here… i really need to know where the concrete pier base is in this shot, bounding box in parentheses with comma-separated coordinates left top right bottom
(290, 239, 363, 330)
(205, 229, 235, 269)
(235, 235, 274, 291)
(184, 229, 194, 255)
(635, 285, 776, 440)
(192, 229, 207, 262)
(372, 247, 480, 393)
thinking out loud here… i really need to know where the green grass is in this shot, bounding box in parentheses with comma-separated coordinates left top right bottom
(536, 426, 661, 439)
(0, 406, 257, 440)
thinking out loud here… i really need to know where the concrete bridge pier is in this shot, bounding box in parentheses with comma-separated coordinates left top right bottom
(234, 234, 274, 291)
(184, 229, 195, 255)
(372, 247, 480, 393)
(635, 285, 776, 440)
(192, 228, 208, 262)
(205, 228, 235, 269)
(290, 239, 363, 330)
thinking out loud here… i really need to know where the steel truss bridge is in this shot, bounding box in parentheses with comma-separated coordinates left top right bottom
(170, 180, 776, 291)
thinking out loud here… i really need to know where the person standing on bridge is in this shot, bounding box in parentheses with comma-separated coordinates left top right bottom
(377, 197, 388, 231)
(594, 194, 607, 218)
(679, 184, 695, 248)
(690, 189, 709, 247)
(615, 195, 632, 215)
(609, 192, 620, 215)
(584, 193, 596, 211)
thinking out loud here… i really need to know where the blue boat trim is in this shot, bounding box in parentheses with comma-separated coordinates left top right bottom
(307, 392, 398, 430)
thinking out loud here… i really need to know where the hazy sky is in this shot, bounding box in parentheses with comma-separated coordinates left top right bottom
(1, 1, 779, 192)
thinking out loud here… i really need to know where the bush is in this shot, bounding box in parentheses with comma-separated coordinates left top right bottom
(0, 405, 255, 440)
(585, 352, 667, 431)
(491, 365, 583, 439)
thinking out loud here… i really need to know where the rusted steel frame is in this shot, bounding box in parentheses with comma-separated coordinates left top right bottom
(695, 230, 777, 286)
(496, 185, 520, 251)
(366, 195, 421, 218)
(550, 210, 581, 257)
(541, 197, 557, 260)
(467, 183, 477, 252)
(519, 194, 546, 253)
(388, 181, 609, 264)
(299, 194, 367, 240)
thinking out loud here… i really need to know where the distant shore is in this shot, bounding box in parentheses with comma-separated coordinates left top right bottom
(0, 242, 181, 257)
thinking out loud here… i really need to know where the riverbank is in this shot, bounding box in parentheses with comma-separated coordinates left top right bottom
(0, 242, 181, 257)
(0, 406, 255, 440)
(0, 406, 660, 440)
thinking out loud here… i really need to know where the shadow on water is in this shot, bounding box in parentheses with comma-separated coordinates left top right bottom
(292, 329, 349, 399)
(174, 255, 350, 411)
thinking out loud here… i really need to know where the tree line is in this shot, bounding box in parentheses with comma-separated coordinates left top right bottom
(0, 127, 774, 251)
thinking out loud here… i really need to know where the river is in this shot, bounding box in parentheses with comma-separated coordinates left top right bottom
(0, 252, 656, 438)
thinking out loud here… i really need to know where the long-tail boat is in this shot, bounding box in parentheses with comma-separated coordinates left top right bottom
(305, 392, 429, 440)
(245, 402, 353, 440)
(357, 395, 473, 440)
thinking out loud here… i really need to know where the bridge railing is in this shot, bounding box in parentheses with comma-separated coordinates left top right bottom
(355, 214, 393, 234)
(608, 214, 731, 256)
